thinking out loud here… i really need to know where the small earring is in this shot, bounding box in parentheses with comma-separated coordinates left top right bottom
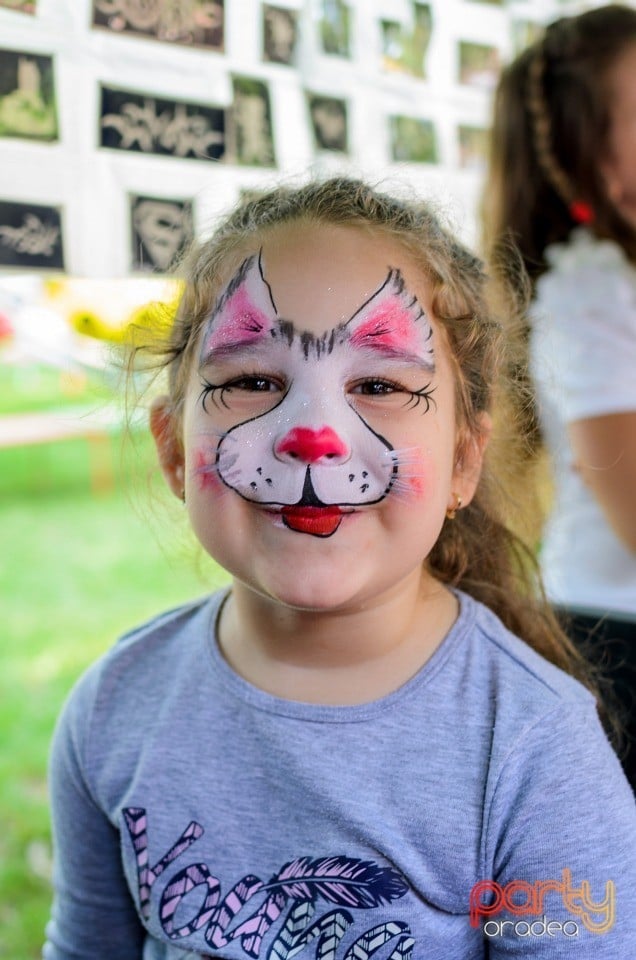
(446, 493, 462, 520)
(180, 490, 186, 504)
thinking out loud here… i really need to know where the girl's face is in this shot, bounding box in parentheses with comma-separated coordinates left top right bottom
(153, 222, 487, 612)
(601, 40, 636, 229)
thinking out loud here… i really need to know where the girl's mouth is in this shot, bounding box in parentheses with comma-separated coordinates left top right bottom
(280, 505, 344, 537)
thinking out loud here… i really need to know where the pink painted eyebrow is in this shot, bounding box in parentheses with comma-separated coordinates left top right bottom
(347, 282, 435, 371)
(199, 255, 276, 365)
(202, 289, 271, 355)
(199, 257, 435, 369)
(200, 338, 271, 367)
(348, 315, 433, 366)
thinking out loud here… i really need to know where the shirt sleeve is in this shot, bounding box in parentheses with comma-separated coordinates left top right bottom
(43, 668, 146, 960)
(533, 234, 636, 422)
(481, 701, 636, 957)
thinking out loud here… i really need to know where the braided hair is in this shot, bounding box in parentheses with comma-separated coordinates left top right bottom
(525, 49, 594, 226)
(482, 3, 636, 286)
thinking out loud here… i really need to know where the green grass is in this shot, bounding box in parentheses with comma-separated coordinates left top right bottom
(0, 365, 230, 957)
(0, 364, 111, 416)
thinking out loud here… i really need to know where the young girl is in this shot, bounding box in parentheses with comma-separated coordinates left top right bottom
(45, 178, 635, 959)
(482, 3, 636, 787)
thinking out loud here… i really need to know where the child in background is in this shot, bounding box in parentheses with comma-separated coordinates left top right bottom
(45, 178, 635, 959)
(482, 3, 636, 787)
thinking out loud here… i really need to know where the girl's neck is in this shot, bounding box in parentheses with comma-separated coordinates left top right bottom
(216, 572, 458, 706)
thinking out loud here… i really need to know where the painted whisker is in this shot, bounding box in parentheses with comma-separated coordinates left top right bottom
(386, 446, 426, 467)
(388, 479, 429, 502)
(378, 447, 427, 501)
(217, 452, 240, 472)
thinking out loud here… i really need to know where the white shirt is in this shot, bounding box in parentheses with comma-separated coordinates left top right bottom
(530, 229, 636, 617)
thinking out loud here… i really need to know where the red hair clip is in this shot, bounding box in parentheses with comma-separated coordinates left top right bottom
(569, 200, 595, 224)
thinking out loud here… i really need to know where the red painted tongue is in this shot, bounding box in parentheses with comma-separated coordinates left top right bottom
(281, 506, 343, 537)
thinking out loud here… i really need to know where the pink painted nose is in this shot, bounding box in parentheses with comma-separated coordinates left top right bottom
(275, 426, 349, 464)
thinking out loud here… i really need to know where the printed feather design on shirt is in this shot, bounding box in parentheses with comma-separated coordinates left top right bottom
(263, 856, 408, 908)
(232, 856, 409, 957)
(121, 811, 412, 958)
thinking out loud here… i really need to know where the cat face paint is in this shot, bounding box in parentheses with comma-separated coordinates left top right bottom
(196, 251, 435, 537)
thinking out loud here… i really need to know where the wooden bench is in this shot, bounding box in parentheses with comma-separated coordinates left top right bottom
(0, 408, 118, 493)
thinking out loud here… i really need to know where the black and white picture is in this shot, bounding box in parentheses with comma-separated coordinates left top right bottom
(381, 3, 432, 79)
(92, 0, 224, 50)
(228, 76, 276, 166)
(0, 49, 57, 141)
(308, 95, 348, 152)
(100, 86, 226, 161)
(0, 0, 36, 11)
(458, 124, 489, 171)
(390, 115, 437, 163)
(263, 5, 298, 65)
(130, 196, 194, 273)
(320, 0, 350, 57)
(458, 41, 501, 89)
(512, 19, 543, 54)
(0, 200, 64, 269)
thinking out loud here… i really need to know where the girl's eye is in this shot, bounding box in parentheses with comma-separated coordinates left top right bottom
(351, 379, 400, 396)
(198, 373, 284, 413)
(349, 377, 436, 413)
(227, 376, 281, 392)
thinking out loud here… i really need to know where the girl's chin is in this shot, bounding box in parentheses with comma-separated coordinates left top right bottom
(234, 569, 373, 615)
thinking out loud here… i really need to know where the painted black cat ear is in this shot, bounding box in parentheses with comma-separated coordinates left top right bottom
(199, 251, 278, 362)
(344, 268, 434, 370)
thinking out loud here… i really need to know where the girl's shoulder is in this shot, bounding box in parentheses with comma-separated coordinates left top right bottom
(61, 592, 225, 721)
(534, 229, 636, 337)
(543, 228, 631, 276)
(460, 591, 594, 711)
(456, 595, 632, 802)
(115, 593, 219, 651)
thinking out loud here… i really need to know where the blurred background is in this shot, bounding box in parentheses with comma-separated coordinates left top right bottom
(0, 0, 625, 955)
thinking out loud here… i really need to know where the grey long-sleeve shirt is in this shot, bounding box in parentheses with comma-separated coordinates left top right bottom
(45, 590, 636, 959)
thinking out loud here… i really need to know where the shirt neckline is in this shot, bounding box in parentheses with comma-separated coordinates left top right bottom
(204, 589, 474, 723)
